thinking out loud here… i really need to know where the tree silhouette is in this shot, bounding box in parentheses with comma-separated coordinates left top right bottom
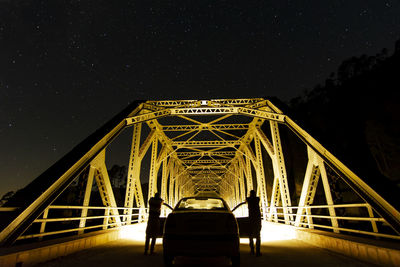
(288, 38, 400, 210)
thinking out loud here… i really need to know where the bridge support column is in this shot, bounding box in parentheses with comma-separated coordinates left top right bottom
(78, 166, 95, 234)
(244, 155, 253, 192)
(169, 161, 176, 206)
(269, 177, 280, 222)
(237, 161, 246, 216)
(174, 166, 181, 204)
(233, 164, 240, 207)
(269, 122, 293, 224)
(124, 123, 145, 224)
(148, 137, 159, 201)
(254, 134, 268, 220)
(295, 158, 319, 228)
(318, 154, 339, 233)
(160, 157, 170, 216)
(38, 208, 49, 240)
(295, 147, 339, 233)
(91, 150, 121, 228)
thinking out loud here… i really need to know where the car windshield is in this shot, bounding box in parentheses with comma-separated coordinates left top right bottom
(176, 197, 227, 210)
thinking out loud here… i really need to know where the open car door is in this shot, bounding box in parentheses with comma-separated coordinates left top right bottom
(232, 203, 250, 238)
(158, 203, 174, 237)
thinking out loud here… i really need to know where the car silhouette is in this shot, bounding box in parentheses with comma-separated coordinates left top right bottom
(162, 196, 240, 266)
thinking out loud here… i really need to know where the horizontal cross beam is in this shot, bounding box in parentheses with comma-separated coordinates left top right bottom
(146, 98, 264, 107)
(177, 151, 236, 157)
(188, 170, 226, 174)
(187, 165, 227, 169)
(126, 107, 284, 125)
(183, 159, 231, 164)
(173, 140, 241, 147)
(162, 124, 249, 131)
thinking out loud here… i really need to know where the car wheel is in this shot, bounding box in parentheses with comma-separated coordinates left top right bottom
(163, 254, 174, 267)
(231, 255, 240, 267)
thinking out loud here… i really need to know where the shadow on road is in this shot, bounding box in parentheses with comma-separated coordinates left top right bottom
(37, 238, 376, 267)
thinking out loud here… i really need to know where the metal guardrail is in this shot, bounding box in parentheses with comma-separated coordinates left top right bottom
(8, 206, 149, 241)
(263, 203, 400, 240)
(2, 203, 399, 242)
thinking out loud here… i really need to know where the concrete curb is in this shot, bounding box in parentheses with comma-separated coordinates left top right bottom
(295, 229, 400, 266)
(0, 228, 121, 267)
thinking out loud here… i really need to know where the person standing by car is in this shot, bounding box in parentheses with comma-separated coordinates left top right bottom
(144, 192, 163, 255)
(247, 190, 262, 256)
(234, 189, 262, 256)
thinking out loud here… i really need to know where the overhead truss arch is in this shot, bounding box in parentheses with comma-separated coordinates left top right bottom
(1, 98, 400, 246)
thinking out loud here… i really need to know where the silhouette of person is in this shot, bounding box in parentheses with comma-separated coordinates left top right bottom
(144, 192, 163, 255)
(246, 190, 262, 256)
(234, 189, 262, 256)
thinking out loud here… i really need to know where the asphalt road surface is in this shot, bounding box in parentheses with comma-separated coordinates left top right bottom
(37, 238, 376, 267)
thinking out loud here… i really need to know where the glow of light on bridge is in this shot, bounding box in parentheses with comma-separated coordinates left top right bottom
(120, 221, 295, 245)
(119, 223, 147, 242)
(240, 221, 296, 243)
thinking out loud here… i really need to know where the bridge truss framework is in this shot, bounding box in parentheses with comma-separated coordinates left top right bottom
(1, 98, 400, 246)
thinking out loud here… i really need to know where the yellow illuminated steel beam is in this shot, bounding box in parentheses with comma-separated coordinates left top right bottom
(183, 159, 231, 164)
(285, 116, 400, 234)
(269, 121, 293, 224)
(161, 124, 249, 131)
(148, 138, 159, 201)
(78, 166, 95, 233)
(90, 150, 121, 227)
(173, 140, 241, 147)
(123, 123, 145, 223)
(254, 134, 268, 220)
(4, 97, 400, 246)
(138, 129, 156, 160)
(126, 106, 284, 126)
(176, 151, 236, 157)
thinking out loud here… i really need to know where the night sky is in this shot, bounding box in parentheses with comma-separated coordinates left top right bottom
(1, 1, 400, 197)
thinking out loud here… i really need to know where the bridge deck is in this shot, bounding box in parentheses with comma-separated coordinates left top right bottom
(35, 223, 375, 267)
(35, 239, 374, 267)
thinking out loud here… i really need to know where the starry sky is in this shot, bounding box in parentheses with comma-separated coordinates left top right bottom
(1, 0, 400, 197)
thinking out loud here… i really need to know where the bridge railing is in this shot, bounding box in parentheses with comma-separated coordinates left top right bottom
(11, 206, 148, 241)
(2, 204, 399, 243)
(263, 203, 400, 240)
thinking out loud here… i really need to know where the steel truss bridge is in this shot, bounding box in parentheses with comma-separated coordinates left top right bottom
(0, 98, 400, 265)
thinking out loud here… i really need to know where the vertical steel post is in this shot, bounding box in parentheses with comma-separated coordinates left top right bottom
(92, 150, 121, 227)
(39, 208, 49, 240)
(245, 155, 253, 192)
(238, 161, 246, 216)
(295, 159, 315, 227)
(161, 158, 169, 216)
(254, 134, 268, 220)
(148, 137, 159, 201)
(269, 121, 293, 224)
(318, 157, 339, 233)
(169, 160, 175, 206)
(295, 147, 338, 232)
(123, 123, 145, 224)
(103, 207, 110, 230)
(268, 179, 280, 222)
(233, 164, 240, 207)
(366, 205, 378, 233)
(79, 166, 95, 233)
(174, 166, 180, 205)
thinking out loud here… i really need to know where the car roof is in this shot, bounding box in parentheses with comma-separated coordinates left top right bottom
(179, 196, 225, 201)
(194, 192, 220, 198)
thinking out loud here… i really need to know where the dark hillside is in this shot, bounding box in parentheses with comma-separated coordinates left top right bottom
(287, 40, 400, 210)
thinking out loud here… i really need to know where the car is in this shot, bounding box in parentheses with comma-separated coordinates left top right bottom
(162, 196, 240, 266)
